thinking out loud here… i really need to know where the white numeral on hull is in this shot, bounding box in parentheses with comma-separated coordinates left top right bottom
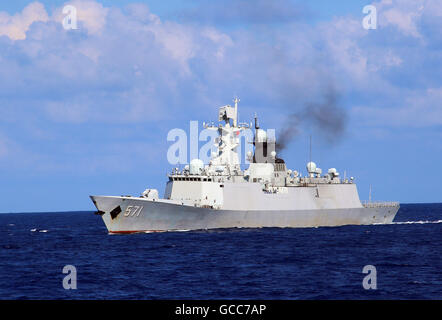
(124, 205, 143, 217)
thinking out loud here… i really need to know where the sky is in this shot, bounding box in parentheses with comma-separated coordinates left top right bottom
(0, 0, 441, 212)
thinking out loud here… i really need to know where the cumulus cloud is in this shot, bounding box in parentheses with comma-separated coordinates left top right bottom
(377, 0, 425, 38)
(0, 1, 236, 125)
(0, 2, 48, 40)
(0, 0, 439, 126)
(353, 87, 442, 127)
(0, 0, 109, 40)
(0, 0, 441, 174)
(52, 0, 109, 35)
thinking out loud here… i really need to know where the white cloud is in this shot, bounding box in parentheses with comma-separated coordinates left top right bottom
(376, 0, 425, 37)
(0, 0, 109, 41)
(0, 1, 237, 124)
(0, 2, 48, 40)
(52, 0, 109, 35)
(320, 17, 369, 80)
(0, 0, 441, 129)
(352, 87, 442, 127)
(0, 0, 440, 181)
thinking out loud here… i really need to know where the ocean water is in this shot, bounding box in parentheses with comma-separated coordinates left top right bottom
(0, 203, 440, 300)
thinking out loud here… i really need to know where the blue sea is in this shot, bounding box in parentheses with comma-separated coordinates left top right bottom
(0, 204, 441, 300)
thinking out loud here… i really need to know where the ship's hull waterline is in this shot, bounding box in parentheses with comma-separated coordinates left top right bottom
(91, 196, 400, 234)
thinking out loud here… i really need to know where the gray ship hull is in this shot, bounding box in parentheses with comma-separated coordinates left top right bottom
(91, 196, 399, 234)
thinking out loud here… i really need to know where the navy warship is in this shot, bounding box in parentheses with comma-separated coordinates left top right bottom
(91, 99, 399, 233)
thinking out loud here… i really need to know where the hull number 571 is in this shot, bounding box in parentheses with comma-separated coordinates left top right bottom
(124, 206, 143, 217)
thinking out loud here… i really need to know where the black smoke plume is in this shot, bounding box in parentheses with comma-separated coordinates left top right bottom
(276, 87, 347, 153)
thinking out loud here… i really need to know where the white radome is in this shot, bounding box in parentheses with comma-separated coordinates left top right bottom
(189, 159, 204, 175)
(142, 189, 158, 199)
(307, 161, 317, 173)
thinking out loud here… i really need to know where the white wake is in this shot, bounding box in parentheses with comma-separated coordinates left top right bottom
(388, 220, 442, 225)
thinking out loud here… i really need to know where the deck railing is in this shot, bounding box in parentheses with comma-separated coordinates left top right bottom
(362, 201, 400, 208)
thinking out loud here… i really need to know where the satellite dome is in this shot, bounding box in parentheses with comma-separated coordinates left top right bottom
(307, 161, 317, 173)
(189, 159, 204, 175)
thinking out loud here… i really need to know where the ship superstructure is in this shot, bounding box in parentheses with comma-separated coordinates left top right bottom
(91, 99, 399, 233)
